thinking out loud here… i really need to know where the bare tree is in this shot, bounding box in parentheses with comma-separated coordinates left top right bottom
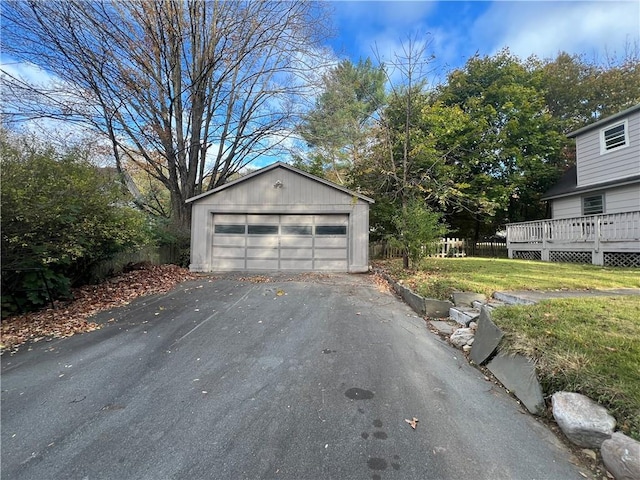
(373, 35, 438, 268)
(1, 0, 329, 230)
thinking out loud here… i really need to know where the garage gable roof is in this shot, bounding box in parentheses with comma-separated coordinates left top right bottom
(186, 162, 375, 204)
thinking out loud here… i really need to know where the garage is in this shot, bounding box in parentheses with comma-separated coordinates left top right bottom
(187, 162, 373, 273)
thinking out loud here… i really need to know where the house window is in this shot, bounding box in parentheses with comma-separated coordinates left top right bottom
(583, 194, 604, 215)
(600, 120, 629, 153)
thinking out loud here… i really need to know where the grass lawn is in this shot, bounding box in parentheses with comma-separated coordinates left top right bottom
(376, 257, 640, 440)
(376, 257, 640, 299)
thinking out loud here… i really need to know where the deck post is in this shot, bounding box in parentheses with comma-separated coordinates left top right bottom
(541, 221, 550, 261)
(592, 218, 603, 265)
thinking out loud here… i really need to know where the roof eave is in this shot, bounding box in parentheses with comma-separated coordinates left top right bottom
(185, 161, 375, 204)
(541, 175, 640, 201)
(567, 103, 640, 138)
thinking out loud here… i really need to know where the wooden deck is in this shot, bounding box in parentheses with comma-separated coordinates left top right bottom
(506, 211, 640, 266)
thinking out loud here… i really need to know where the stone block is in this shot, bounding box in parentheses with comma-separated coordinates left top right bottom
(397, 284, 426, 315)
(424, 298, 454, 318)
(601, 432, 640, 480)
(452, 291, 486, 307)
(429, 320, 456, 335)
(470, 306, 504, 365)
(449, 306, 480, 326)
(551, 392, 615, 449)
(493, 292, 537, 306)
(487, 352, 545, 415)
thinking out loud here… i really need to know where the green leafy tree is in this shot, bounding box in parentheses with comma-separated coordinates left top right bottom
(1, 131, 150, 313)
(389, 198, 447, 266)
(436, 50, 567, 239)
(349, 37, 452, 268)
(298, 58, 386, 183)
(534, 49, 640, 133)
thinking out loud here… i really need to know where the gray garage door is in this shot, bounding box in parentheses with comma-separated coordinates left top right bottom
(212, 214, 348, 271)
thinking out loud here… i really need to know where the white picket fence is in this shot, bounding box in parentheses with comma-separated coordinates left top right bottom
(370, 238, 507, 259)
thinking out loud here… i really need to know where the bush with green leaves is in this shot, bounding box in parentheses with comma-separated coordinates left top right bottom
(1, 133, 151, 315)
(388, 199, 448, 267)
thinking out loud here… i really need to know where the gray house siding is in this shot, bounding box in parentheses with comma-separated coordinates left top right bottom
(576, 109, 640, 187)
(187, 163, 372, 273)
(607, 183, 640, 213)
(551, 196, 581, 219)
(508, 105, 640, 266)
(551, 184, 640, 219)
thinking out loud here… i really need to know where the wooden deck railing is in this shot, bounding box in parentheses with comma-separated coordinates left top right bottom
(506, 211, 640, 265)
(507, 211, 640, 244)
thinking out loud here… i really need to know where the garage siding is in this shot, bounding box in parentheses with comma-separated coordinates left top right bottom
(188, 163, 372, 273)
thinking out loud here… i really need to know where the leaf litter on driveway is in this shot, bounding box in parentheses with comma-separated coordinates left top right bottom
(1, 265, 197, 354)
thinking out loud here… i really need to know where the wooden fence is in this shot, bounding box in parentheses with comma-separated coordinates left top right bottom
(370, 238, 508, 260)
(89, 244, 184, 282)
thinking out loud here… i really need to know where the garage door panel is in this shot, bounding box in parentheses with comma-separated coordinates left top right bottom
(247, 247, 279, 259)
(280, 260, 313, 270)
(247, 237, 278, 247)
(315, 249, 348, 259)
(247, 214, 279, 224)
(213, 247, 246, 258)
(215, 214, 246, 223)
(281, 215, 313, 225)
(315, 237, 348, 248)
(315, 214, 348, 225)
(213, 236, 245, 246)
(280, 248, 313, 259)
(214, 258, 245, 270)
(247, 259, 279, 270)
(281, 236, 313, 248)
(314, 260, 348, 270)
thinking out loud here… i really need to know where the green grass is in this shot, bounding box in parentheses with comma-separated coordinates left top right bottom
(376, 257, 640, 440)
(377, 257, 640, 299)
(492, 298, 640, 441)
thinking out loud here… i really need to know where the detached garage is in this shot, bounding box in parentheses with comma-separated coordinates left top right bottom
(187, 162, 374, 273)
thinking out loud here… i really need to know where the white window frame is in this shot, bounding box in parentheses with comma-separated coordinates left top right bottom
(582, 193, 605, 215)
(600, 119, 629, 154)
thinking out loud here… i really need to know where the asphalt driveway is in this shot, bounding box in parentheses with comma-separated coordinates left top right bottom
(1, 273, 585, 479)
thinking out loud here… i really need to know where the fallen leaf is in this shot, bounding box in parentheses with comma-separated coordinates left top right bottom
(1, 265, 196, 353)
(276, 289, 285, 296)
(405, 417, 419, 429)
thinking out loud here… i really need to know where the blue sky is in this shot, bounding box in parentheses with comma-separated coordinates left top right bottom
(325, 1, 640, 76)
(2, 0, 638, 167)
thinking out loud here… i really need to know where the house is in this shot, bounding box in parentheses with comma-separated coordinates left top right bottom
(507, 104, 640, 267)
(187, 162, 374, 273)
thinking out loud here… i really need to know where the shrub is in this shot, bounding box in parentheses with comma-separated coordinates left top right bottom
(1, 132, 151, 315)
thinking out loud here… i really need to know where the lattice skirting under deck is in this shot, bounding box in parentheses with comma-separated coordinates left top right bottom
(513, 251, 542, 261)
(549, 251, 592, 264)
(604, 252, 640, 268)
(512, 250, 640, 267)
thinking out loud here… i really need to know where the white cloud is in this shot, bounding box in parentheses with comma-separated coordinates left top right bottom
(473, 1, 640, 61)
(0, 57, 59, 86)
(331, 1, 437, 60)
